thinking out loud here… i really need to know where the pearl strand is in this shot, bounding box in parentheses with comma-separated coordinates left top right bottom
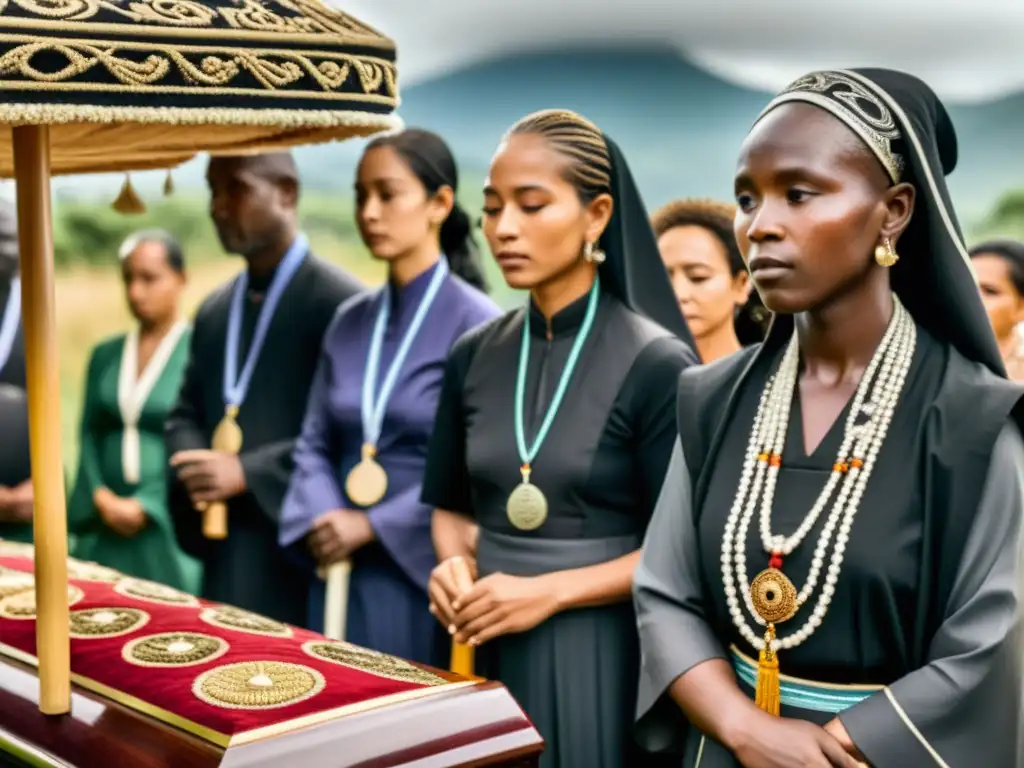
(772, 310, 915, 650)
(757, 307, 903, 557)
(721, 298, 916, 651)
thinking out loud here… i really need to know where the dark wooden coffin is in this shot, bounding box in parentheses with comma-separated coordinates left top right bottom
(0, 545, 543, 767)
(0, 655, 542, 767)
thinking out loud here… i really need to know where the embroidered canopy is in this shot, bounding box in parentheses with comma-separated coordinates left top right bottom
(0, 0, 400, 175)
(0, 0, 401, 719)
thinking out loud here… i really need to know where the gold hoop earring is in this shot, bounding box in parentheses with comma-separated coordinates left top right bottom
(874, 238, 899, 268)
(583, 241, 606, 265)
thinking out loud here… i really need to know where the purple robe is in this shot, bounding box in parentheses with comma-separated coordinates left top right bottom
(279, 262, 500, 666)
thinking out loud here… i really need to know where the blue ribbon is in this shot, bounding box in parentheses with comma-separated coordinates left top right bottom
(360, 258, 449, 447)
(223, 235, 308, 410)
(515, 276, 600, 467)
(0, 277, 20, 378)
(731, 648, 879, 714)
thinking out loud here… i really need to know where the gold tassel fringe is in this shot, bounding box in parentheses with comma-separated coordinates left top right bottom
(111, 175, 146, 215)
(755, 646, 781, 716)
(163, 171, 175, 197)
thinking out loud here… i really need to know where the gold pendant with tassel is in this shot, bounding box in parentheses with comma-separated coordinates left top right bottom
(755, 624, 781, 716)
(163, 170, 175, 197)
(750, 564, 798, 716)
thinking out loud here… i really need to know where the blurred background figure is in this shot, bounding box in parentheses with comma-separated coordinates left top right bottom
(67, 230, 199, 591)
(281, 128, 498, 660)
(0, 200, 31, 541)
(167, 152, 363, 625)
(970, 239, 1024, 380)
(652, 198, 767, 362)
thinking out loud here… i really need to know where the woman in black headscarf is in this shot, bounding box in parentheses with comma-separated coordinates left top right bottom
(634, 69, 1024, 767)
(422, 109, 698, 767)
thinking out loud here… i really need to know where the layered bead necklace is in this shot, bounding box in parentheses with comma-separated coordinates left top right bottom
(721, 296, 916, 715)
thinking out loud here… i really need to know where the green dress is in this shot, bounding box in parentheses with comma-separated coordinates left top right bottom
(68, 324, 201, 592)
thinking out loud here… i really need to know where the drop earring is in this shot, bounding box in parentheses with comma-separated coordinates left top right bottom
(874, 237, 899, 268)
(583, 241, 606, 265)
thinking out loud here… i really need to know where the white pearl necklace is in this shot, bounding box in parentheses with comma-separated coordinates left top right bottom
(721, 298, 916, 652)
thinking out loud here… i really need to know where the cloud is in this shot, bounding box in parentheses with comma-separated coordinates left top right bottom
(339, 0, 1024, 102)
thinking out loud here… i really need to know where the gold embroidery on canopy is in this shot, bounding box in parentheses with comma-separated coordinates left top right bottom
(302, 641, 448, 687)
(0, 0, 389, 46)
(0, 35, 397, 101)
(192, 661, 325, 709)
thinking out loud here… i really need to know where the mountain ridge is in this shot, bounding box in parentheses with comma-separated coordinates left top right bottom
(54, 48, 1024, 220)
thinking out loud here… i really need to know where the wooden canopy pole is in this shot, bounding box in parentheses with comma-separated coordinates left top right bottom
(12, 124, 70, 716)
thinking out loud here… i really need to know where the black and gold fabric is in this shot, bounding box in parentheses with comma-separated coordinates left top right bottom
(0, 0, 400, 175)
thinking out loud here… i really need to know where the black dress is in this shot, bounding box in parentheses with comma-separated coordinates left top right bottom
(423, 290, 696, 768)
(166, 252, 361, 625)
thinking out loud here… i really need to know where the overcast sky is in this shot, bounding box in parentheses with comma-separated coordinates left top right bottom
(338, 0, 1024, 103)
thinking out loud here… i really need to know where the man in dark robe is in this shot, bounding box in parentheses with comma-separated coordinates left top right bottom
(166, 152, 362, 624)
(0, 200, 32, 540)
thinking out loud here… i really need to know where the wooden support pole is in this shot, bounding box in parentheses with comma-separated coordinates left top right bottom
(12, 124, 71, 716)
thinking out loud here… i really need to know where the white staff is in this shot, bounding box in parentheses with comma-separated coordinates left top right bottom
(322, 559, 352, 641)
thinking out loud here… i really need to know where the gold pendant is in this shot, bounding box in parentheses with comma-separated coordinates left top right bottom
(212, 406, 243, 454)
(345, 443, 388, 507)
(750, 567, 799, 624)
(506, 465, 548, 531)
(750, 567, 797, 717)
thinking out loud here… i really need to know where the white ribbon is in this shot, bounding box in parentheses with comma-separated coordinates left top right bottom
(117, 321, 188, 484)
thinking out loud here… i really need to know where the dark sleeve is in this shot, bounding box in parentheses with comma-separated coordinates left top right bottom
(634, 438, 726, 754)
(278, 337, 345, 547)
(420, 329, 479, 516)
(164, 316, 208, 457)
(623, 336, 699, 520)
(240, 272, 357, 525)
(164, 311, 211, 559)
(841, 421, 1024, 768)
(238, 442, 295, 524)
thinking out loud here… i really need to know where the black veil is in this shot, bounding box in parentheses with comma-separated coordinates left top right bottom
(756, 68, 1005, 376)
(596, 134, 697, 350)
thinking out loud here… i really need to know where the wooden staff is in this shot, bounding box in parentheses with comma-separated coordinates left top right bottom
(13, 125, 71, 715)
(322, 559, 352, 641)
(200, 500, 227, 539)
(448, 556, 475, 677)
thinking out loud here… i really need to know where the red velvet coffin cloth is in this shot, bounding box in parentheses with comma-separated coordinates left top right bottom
(0, 548, 470, 746)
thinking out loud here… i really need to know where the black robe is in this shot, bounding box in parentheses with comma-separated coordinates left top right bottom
(166, 253, 361, 625)
(634, 328, 1024, 767)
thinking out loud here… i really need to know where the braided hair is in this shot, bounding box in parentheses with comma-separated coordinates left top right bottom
(508, 109, 612, 204)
